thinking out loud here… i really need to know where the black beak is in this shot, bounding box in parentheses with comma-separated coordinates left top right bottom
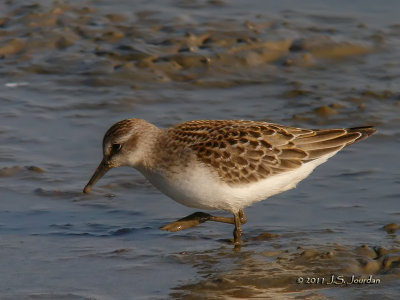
(83, 158, 112, 193)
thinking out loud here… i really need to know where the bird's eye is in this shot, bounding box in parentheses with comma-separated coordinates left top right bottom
(111, 143, 121, 152)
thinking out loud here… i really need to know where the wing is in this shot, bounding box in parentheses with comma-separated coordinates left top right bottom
(166, 120, 375, 185)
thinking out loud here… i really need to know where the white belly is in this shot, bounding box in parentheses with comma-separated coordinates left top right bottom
(138, 153, 338, 213)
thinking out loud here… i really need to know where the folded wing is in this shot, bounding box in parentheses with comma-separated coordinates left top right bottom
(167, 120, 375, 185)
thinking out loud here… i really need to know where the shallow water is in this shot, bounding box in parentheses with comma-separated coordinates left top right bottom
(1, 0, 400, 299)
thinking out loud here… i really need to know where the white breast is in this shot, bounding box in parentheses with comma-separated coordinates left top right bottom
(138, 151, 339, 213)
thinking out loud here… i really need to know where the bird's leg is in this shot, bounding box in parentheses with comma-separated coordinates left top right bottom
(160, 209, 247, 233)
(233, 211, 244, 246)
(238, 208, 247, 225)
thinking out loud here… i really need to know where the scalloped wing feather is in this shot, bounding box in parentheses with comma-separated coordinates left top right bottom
(163, 120, 375, 186)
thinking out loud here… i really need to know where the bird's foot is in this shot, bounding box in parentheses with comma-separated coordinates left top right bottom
(160, 212, 211, 232)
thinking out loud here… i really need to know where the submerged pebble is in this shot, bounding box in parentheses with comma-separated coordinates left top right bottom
(26, 166, 45, 173)
(359, 259, 381, 274)
(382, 254, 400, 269)
(314, 105, 338, 116)
(252, 232, 280, 241)
(0, 39, 25, 56)
(283, 89, 311, 98)
(383, 223, 399, 234)
(0, 166, 22, 177)
(310, 42, 372, 59)
(355, 245, 377, 258)
(299, 249, 320, 259)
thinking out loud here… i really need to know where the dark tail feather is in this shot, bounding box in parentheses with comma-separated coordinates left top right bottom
(346, 126, 376, 145)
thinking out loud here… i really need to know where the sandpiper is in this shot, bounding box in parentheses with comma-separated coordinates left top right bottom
(83, 119, 375, 245)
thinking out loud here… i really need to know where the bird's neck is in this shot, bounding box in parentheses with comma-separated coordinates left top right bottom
(135, 125, 163, 171)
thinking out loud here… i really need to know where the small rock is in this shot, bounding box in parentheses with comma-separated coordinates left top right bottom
(26, 166, 45, 173)
(362, 90, 393, 99)
(0, 166, 22, 177)
(105, 14, 126, 23)
(160, 53, 210, 69)
(284, 53, 315, 67)
(375, 246, 391, 257)
(330, 102, 344, 109)
(112, 248, 130, 254)
(0, 17, 9, 27)
(314, 105, 337, 116)
(300, 250, 319, 259)
(252, 232, 280, 241)
(322, 251, 335, 258)
(383, 223, 399, 234)
(360, 259, 381, 273)
(261, 250, 283, 257)
(55, 37, 74, 49)
(101, 30, 125, 42)
(310, 42, 372, 60)
(283, 89, 311, 98)
(0, 39, 25, 56)
(382, 254, 400, 269)
(355, 245, 377, 259)
(358, 103, 366, 110)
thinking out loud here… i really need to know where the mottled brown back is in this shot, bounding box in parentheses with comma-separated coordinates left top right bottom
(162, 120, 375, 185)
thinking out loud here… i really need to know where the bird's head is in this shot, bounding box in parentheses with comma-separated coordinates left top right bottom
(83, 118, 158, 193)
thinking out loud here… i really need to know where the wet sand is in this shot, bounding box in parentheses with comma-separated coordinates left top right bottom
(0, 0, 399, 299)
